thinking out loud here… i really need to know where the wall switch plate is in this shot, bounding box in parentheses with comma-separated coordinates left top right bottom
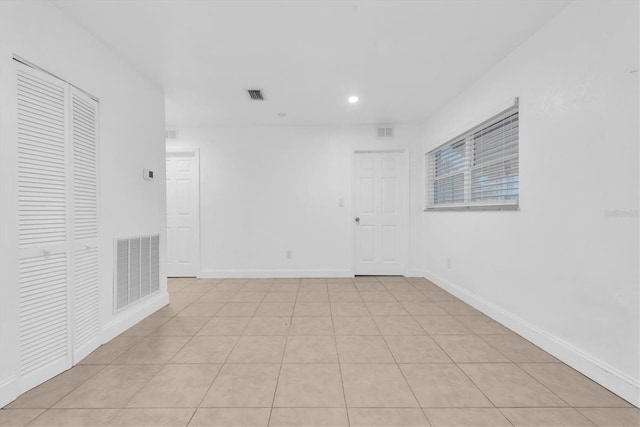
(143, 169, 154, 180)
(338, 198, 344, 207)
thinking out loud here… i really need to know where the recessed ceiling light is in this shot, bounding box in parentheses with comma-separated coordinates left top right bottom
(278, 112, 287, 117)
(348, 96, 359, 104)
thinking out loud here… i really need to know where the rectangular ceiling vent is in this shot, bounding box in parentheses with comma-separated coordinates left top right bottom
(377, 127, 394, 139)
(247, 89, 265, 101)
(165, 129, 179, 141)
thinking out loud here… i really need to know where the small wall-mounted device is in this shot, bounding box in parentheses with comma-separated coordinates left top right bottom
(143, 169, 154, 180)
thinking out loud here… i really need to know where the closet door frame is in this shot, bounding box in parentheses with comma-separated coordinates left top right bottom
(14, 59, 100, 393)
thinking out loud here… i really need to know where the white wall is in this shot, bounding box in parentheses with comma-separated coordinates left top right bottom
(417, 0, 639, 405)
(0, 0, 168, 406)
(167, 126, 423, 278)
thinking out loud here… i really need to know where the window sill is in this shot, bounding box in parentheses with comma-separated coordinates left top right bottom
(424, 204, 519, 212)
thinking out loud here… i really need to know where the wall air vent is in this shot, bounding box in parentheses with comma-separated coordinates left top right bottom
(377, 127, 394, 138)
(165, 129, 179, 141)
(114, 235, 160, 312)
(247, 89, 265, 100)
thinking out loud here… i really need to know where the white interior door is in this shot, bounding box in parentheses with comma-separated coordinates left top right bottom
(354, 151, 405, 275)
(166, 151, 199, 277)
(14, 60, 101, 397)
(16, 64, 72, 390)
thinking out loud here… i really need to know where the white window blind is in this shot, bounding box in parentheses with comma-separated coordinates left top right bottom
(425, 104, 519, 210)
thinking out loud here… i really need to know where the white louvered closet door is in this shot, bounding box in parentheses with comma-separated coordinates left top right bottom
(70, 88, 100, 362)
(16, 64, 72, 390)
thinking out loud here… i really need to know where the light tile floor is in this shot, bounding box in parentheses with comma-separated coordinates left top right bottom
(1, 277, 638, 427)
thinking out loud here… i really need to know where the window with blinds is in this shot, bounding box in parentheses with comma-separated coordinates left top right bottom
(425, 104, 519, 210)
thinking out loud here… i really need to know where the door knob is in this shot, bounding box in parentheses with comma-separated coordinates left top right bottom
(355, 217, 360, 223)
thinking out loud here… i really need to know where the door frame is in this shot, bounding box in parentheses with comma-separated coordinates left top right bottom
(166, 148, 201, 278)
(351, 149, 410, 277)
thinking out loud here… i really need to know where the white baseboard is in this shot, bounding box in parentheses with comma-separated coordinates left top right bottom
(0, 292, 169, 409)
(100, 291, 169, 343)
(73, 336, 102, 364)
(407, 268, 426, 278)
(199, 269, 353, 279)
(0, 376, 17, 408)
(423, 269, 640, 407)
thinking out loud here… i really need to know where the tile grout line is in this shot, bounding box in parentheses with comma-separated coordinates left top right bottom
(370, 278, 512, 425)
(364, 278, 428, 420)
(180, 278, 251, 427)
(328, 278, 353, 427)
(13, 277, 631, 426)
(267, 277, 302, 427)
(402, 279, 512, 425)
(400, 284, 506, 420)
(60, 311, 192, 412)
(406, 280, 573, 419)
(7, 363, 109, 412)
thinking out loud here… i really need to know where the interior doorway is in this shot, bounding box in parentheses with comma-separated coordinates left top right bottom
(353, 151, 407, 276)
(166, 150, 200, 277)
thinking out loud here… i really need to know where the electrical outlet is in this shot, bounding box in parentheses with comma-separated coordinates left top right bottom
(447, 258, 452, 270)
(286, 250, 292, 259)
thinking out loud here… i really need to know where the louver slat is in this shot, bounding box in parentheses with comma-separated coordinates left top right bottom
(150, 235, 160, 293)
(247, 89, 264, 100)
(114, 235, 161, 312)
(73, 248, 99, 347)
(140, 237, 151, 298)
(425, 105, 519, 210)
(72, 92, 98, 241)
(17, 69, 67, 249)
(129, 237, 141, 303)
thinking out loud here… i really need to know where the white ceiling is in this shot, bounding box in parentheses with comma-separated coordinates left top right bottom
(53, 0, 570, 127)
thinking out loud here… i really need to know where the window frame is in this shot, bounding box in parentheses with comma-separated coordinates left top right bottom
(424, 103, 520, 212)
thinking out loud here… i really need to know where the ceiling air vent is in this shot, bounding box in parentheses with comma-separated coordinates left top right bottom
(377, 127, 394, 139)
(165, 129, 179, 141)
(247, 89, 265, 101)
